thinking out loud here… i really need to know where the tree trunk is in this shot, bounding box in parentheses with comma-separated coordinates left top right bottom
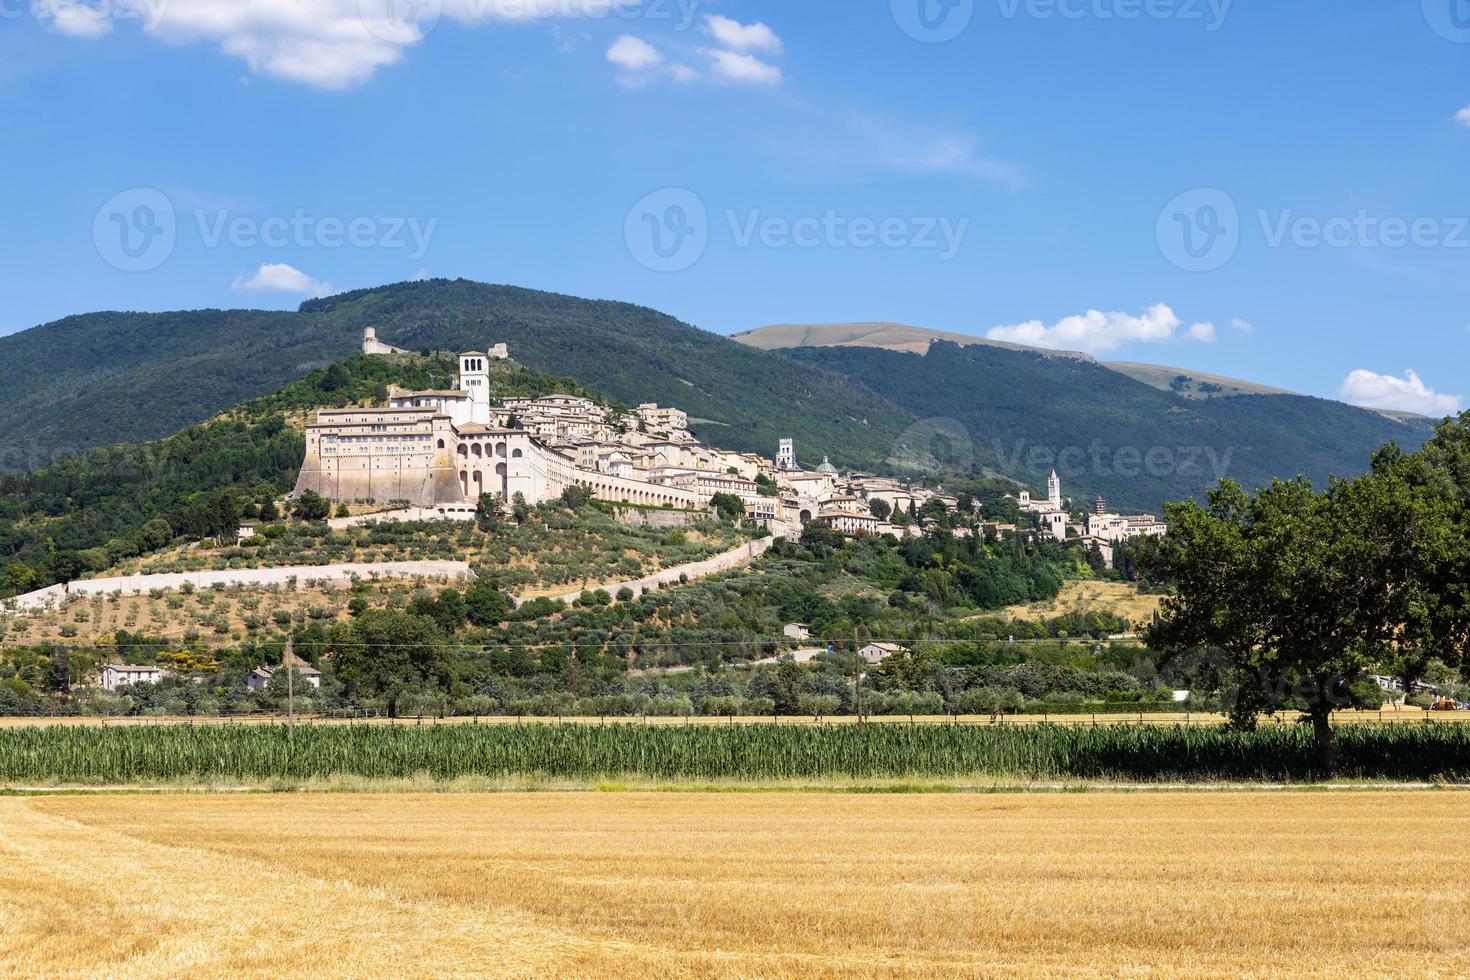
(1310, 708, 1339, 777)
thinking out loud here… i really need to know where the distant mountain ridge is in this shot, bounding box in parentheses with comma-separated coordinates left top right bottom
(0, 282, 1436, 513)
(734, 320, 1400, 413)
(0, 280, 911, 475)
(780, 341, 1433, 511)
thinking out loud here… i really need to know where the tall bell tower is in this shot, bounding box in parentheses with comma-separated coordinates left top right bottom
(459, 351, 491, 424)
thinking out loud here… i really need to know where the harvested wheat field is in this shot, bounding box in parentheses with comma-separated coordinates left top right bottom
(1, 791, 1466, 977)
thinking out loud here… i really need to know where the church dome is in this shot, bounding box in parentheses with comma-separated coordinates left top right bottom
(817, 456, 837, 474)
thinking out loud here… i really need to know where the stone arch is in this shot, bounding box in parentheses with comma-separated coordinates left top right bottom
(495, 443, 507, 458)
(472, 471, 484, 496)
(495, 462, 508, 499)
(512, 448, 523, 459)
(799, 509, 813, 524)
(437, 439, 446, 450)
(457, 444, 468, 458)
(471, 443, 483, 458)
(459, 470, 469, 496)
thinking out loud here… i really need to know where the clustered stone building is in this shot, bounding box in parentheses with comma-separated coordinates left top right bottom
(292, 331, 1166, 561)
(294, 333, 774, 521)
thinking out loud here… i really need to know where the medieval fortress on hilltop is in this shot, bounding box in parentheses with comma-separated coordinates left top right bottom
(289, 329, 1163, 558)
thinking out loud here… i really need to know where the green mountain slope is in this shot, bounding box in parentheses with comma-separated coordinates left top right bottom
(0, 352, 592, 597)
(783, 342, 1433, 511)
(0, 280, 910, 475)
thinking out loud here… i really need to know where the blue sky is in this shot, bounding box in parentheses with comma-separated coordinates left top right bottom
(2, 0, 1468, 414)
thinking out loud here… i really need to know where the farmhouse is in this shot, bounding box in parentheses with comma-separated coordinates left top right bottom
(100, 664, 166, 691)
(247, 664, 323, 691)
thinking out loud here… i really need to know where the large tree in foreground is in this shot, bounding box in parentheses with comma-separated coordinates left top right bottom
(1146, 414, 1470, 774)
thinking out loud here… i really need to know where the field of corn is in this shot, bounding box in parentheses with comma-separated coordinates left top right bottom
(2, 720, 1467, 784)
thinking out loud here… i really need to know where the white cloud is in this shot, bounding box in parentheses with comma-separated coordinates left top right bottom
(703, 14, 782, 54)
(35, 0, 638, 89)
(1339, 369, 1462, 417)
(1186, 321, 1216, 343)
(986, 304, 1213, 356)
(701, 48, 782, 86)
(1456, 106, 1470, 128)
(44, 2, 118, 38)
(607, 34, 662, 71)
(840, 115, 1021, 187)
(1230, 317, 1255, 334)
(232, 263, 333, 297)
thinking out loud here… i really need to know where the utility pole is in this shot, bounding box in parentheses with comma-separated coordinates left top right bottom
(284, 636, 295, 739)
(852, 627, 866, 733)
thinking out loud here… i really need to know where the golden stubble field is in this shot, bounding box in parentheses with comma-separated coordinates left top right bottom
(1, 791, 1467, 977)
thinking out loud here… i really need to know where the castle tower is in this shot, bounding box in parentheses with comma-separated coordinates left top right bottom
(777, 439, 795, 471)
(1048, 469, 1062, 509)
(459, 351, 491, 424)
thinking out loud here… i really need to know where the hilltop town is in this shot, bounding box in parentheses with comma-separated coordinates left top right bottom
(291, 331, 1167, 562)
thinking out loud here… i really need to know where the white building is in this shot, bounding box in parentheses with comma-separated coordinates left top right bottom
(247, 664, 323, 692)
(295, 347, 770, 514)
(100, 664, 166, 691)
(1085, 512, 1169, 543)
(859, 642, 905, 664)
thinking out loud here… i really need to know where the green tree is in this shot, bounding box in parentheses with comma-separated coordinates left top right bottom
(1144, 475, 1423, 773)
(476, 493, 505, 531)
(868, 498, 892, 520)
(329, 610, 449, 718)
(293, 490, 331, 523)
(464, 583, 513, 626)
(709, 492, 744, 522)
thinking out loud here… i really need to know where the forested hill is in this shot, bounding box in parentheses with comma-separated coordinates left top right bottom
(783, 342, 1434, 512)
(0, 352, 585, 598)
(0, 280, 911, 474)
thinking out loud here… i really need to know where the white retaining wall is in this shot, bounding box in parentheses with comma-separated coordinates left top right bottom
(7, 561, 474, 612)
(520, 536, 773, 608)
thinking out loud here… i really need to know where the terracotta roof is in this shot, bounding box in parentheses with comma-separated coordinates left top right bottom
(393, 390, 468, 400)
